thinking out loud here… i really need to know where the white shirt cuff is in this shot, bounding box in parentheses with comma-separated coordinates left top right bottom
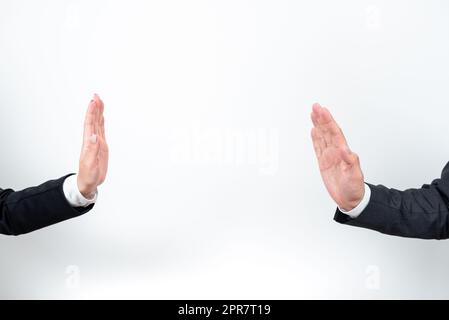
(63, 174, 98, 208)
(338, 183, 371, 219)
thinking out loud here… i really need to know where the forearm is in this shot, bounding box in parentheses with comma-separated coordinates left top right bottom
(334, 181, 449, 240)
(0, 174, 94, 236)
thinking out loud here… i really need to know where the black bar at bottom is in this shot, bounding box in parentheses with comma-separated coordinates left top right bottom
(0, 300, 445, 319)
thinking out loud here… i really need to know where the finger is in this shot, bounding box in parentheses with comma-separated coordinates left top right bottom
(97, 97, 106, 141)
(312, 102, 321, 114)
(311, 114, 328, 149)
(316, 106, 339, 134)
(93, 94, 104, 116)
(98, 144, 109, 184)
(94, 94, 106, 139)
(96, 132, 109, 182)
(318, 107, 348, 147)
(83, 99, 96, 144)
(94, 93, 104, 112)
(311, 103, 329, 149)
(93, 94, 108, 184)
(311, 127, 324, 159)
(94, 94, 104, 120)
(311, 111, 319, 128)
(315, 107, 334, 148)
(99, 115, 106, 141)
(311, 103, 321, 127)
(313, 103, 334, 147)
(93, 98, 100, 137)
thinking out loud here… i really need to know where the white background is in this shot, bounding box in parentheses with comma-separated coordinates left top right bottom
(1, 0, 449, 299)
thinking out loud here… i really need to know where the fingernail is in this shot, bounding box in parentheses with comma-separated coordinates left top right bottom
(90, 134, 97, 144)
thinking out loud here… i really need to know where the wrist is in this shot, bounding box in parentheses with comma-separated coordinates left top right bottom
(77, 177, 97, 200)
(340, 189, 365, 212)
(340, 201, 361, 212)
(338, 184, 371, 220)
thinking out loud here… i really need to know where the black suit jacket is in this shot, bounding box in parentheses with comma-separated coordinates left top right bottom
(335, 161, 449, 240)
(0, 174, 94, 236)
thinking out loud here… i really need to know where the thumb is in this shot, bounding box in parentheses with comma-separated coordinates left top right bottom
(340, 146, 359, 166)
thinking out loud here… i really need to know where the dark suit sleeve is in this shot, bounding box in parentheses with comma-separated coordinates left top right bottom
(334, 162, 449, 240)
(0, 174, 94, 236)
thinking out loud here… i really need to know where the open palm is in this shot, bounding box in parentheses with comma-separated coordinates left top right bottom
(311, 103, 365, 211)
(77, 94, 109, 199)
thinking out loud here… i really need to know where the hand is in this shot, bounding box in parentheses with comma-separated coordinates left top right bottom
(77, 94, 109, 199)
(311, 103, 365, 211)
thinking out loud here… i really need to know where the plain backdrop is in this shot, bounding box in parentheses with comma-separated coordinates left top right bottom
(1, 0, 449, 299)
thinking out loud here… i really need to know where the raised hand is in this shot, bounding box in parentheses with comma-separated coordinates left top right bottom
(311, 103, 365, 211)
(77, 94, 109, 199)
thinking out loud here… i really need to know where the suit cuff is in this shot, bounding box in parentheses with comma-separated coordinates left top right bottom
(63, 174, 98, 208)
(337, 183, 371, 219)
